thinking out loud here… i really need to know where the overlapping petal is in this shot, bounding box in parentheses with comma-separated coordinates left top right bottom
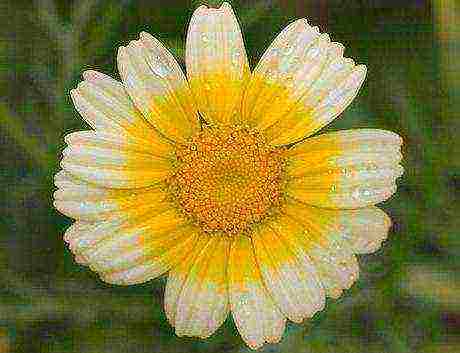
(118, 31, 200, 141)
(186, 2, 250, 126)
(60, 131, 174, 188)
(242, 19, 366, 145)
(63, 207, 196, 285)
(229, 236, 286, 349)
(165, 236, 230, 338)
(274, 202, 358, 298)
(285, 129, 404, 208)
(283, 201, 391, 256)
(276, 199, 391, 298)
(251, 220, 325, 323)
(54, 170, 170, 221)
(70, 71, 165, 140)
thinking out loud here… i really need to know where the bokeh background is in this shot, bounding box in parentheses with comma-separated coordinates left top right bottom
(1, 0, 459, 352)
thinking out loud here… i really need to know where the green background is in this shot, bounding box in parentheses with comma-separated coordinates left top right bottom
(1, 0, 459, 352)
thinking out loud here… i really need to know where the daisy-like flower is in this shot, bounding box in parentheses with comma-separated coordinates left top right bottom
(54, 2, 403, 349)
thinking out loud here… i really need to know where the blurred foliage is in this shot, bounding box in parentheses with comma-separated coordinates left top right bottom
(1, 0, 459, 352)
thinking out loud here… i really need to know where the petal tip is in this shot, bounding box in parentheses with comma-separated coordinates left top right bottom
(139, 31, 154, 41)
(220, 2, 233, 12)
(356, 64, 368, 76)
(69, 88, 78, 100)
(82, 70, 101, 81)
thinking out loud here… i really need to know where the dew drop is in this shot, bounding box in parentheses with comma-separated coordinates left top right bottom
(307, 47, 321, 59)
(153, 65, 170, 78)
(151, 55, 172, 78)
(231, 50, 241, 66)
(352, 187, 372, 200)
(271, 48, 281, 57)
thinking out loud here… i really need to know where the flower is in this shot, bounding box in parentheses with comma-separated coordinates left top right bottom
(54, 2, 404, 349)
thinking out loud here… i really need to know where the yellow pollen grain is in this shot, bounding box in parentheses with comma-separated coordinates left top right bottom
(169, 125, 286, 235)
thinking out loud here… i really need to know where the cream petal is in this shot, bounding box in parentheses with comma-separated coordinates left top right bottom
(251, 220, 325, 323)
(166, 236, 230, 338)
(340, 207, 392, 254)
(307, 245, 360, 299)
(186, 2, 250, 126)
(117, 32, 200, 141)
(164, 235, 212, 326)
(269, 212, 358, 298)
(70, 70, 166, 141)
(229, 236, 286, 349)
(283, 200, 392, 255)
(64, 208, 185, 256)
(101, 228, 199, 285)
(53, 170, 169, 221)
(286, 129, 404, 208)
(242, 19, 367, 145)
(60, 131, 174, 188)
(280, 199, 383, 297)
(64, 208, 193, 285)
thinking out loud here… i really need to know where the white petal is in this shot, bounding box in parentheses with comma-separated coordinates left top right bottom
(338, 207, 392, 254)
(167, 236, 230, 338)
(70, 70, 164, 141)
(117, 32, 199, 141)
(186, 2, 250, 125)
(286, 129, 404, 208)
(281, 199, 379, 297)
(251, 220, 325, 323)
(53, 170, 169, 221)
(243, 19, 367, 145)
(164, 235, 212, 326)
(229, 236, 286, 349)
(60, 131, 173, 188)
(64, 210, 194, 285)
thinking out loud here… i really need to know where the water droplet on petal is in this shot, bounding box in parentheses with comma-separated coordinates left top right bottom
(271, 48, 281, 57)
(153, 65, 170, 78)
(231, 50, 241, 67)
(307, 47, 321, 59)
(352, 187, 373, 200)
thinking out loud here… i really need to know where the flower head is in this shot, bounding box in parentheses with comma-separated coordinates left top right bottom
(54, 2, 403, 349)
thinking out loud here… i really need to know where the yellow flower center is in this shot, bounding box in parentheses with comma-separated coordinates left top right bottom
(170, 125, 286, 235)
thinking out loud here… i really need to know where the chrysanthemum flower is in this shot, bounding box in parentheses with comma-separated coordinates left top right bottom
(54, 2, 403, 349)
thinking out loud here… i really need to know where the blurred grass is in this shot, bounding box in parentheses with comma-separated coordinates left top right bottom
(1, 0, 459, 352)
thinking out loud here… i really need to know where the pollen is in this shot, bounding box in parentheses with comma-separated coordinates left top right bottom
(169, 125, 286, 235)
